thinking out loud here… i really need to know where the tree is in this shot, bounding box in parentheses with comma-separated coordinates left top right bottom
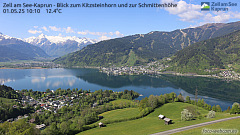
(185, 96, 190, 103)
(230, 102, 240, 114)
(226, 106, 231, 113)
(157, 95, 166, 105)
(139, 97, 149, 111)
(207, 110, 216, 118)
(148, 95, 158, 109)
(181, 109, 193, 121)
(60, 121, 70, 134)
(212, 105, 216, 111)
(176, 94, 184, 102)
(215, 105, 222, 112)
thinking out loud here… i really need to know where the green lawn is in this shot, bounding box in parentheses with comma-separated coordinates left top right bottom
(98, 108, 140, 123)
(174, 117, 240, 135)
(0, 97, 14, 105)
(77, 102, 237, 135)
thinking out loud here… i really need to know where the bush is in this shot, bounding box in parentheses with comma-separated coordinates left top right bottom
(181, 109, 193, 121)
(230, 102, 240, 114)
(207, 110, 215, 118)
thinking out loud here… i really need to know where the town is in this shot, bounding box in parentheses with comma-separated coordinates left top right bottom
(100, 61, 240, 80)
(0, 62, 62, 69)
(4, 89, 88, 130)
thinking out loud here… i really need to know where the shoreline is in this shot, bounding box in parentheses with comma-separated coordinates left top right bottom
(1, 66, 239, 81)
(158, 72, 240, 81)
(0, 67, 49, 69)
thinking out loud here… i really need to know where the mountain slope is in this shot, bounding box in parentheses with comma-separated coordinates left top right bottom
(24, 34, 97, 57)
(0, 33, 48, 62)
(53, 21, 240, 66)
(169, 30, 240, 73)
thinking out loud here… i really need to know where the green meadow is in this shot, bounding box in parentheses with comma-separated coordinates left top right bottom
(78, 102, 238, 135)
(174, 118, 240, 135)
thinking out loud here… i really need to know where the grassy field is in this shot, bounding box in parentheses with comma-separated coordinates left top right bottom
(174, 117, 240, 135)
(0, 97, 14, 105)
(98, 108, 140, 123)
(77, 102, 237, 135)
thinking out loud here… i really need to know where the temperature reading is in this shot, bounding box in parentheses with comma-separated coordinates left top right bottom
(46, 8, 62, 13)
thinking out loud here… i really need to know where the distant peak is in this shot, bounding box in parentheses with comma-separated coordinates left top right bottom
(38, 33, 46, 38)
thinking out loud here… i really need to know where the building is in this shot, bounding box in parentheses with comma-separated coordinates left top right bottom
(163, 118, 172, 125)
(158, 114, 165, 119)
(29, 118, 35, 123)
(99, 122, 104, 128)
(36, 124, 46, 130)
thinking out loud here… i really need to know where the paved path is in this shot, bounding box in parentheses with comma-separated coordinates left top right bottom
(151, 116, 240, 135)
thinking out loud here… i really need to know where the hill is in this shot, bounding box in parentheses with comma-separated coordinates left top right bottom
(53, 21, 240, 66)
(77, 102, 234, 135)
(0, 33, 49, 62)
(169, 30, 240, 74)
(0, 85, 21, 99)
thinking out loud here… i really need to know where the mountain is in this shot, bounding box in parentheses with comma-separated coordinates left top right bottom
(24, 34, 97, 57)
(169, 30, 240, 74)
(53, 21, 240, 67)
(0, 33, 48, 62)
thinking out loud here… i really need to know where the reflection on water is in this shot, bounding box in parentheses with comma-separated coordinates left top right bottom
(1, 68, 240, 110)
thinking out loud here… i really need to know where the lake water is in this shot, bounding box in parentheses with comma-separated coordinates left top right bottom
(1, 68, 239, 110)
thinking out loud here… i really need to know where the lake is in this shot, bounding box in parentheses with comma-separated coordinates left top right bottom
(1, 68, 239, 110)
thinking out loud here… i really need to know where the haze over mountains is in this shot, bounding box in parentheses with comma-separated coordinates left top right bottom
(24, 34, 97, 57)
(53, 21, 240, 67)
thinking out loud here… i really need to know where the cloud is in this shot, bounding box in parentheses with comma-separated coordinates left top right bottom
(161, 0, 203, 22)
(205, 11, 240, 23)
(115, 31, 124, 37)
(109, 32, 114, 36)
(161, 0, 240, 24)
(28, 29, 42, 34)
(77, 30, 124, 37)
(49, 26, 61, 31)
(64, 27, 75, 33)
(33, 26, 38, 29)
(77, 30, 89, 35)
(42, 26, 49, 32)
(98, 35, 111, 41)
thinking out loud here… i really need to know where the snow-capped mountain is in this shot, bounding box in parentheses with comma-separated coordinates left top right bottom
(0, 32, 21, 41)
(24, 34, 97, 57)
(0, 33, 48, 62)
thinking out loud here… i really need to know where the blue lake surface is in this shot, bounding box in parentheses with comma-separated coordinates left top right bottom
(0, 68, 239, 110)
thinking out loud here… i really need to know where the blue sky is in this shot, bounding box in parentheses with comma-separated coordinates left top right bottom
(0, 0, 240, 40)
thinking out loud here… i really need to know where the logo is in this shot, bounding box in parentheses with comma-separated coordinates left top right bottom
(201, 2, 210, 11)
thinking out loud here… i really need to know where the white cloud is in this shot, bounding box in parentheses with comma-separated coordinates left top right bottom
(58, 33, 64, 37)
(98, 35, 111, 41)
(33, 26, 38, 29)
(42, 26, 49, 32)
(28, 29, 42, 34)
(64, 27, 75, 33)
(209, 11, 240, 23)
(161, 0, 240, 24)
(78, 30, 89, 35)
(77, 30, 124, 37)
(115, 31, 124, 37)
(161, 0, 203, 22)
(49, 26, 61, 31)
(109, 32, 114, 36)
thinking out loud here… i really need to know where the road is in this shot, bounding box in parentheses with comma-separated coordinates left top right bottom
(151, 116, 240, 135)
